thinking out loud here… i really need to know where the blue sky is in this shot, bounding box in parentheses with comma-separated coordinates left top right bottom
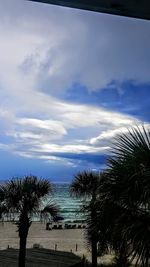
(0, 0, 150, 182)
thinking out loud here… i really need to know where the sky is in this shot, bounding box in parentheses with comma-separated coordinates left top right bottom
(0, 0, 150, 182)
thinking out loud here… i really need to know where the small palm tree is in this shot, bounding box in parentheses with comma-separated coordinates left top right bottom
(1, 175, 58, 267)
(70, 171, 100, 267)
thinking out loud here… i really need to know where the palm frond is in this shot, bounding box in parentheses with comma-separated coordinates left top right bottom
(100, 125, 150, 266)
(2, 175, 54, 214)
(41, 203, 59, 217)
(70, 170, 100, 197)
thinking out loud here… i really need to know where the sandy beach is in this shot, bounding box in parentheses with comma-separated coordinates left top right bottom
(0, 222, 115, 265)
(0, 222, 88, 258)
(0, 222, 115, 263)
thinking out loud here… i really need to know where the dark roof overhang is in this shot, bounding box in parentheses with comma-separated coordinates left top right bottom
(28, 0, 150, 21)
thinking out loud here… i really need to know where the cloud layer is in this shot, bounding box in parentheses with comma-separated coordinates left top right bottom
(0, 0, 149, 178)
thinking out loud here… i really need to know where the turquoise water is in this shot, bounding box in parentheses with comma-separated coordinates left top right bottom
(52, 183, 85, 222)
(2, 183, 85, 222)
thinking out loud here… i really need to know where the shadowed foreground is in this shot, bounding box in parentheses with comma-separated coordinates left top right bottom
(0, 248, 82, 267)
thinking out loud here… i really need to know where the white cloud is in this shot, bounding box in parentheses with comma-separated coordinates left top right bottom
(0, 0, 149, 168)
(61, 105, 136, 129)
(18, 118, 67, 137)
(2, 98, 138, 150)
(0, 92, 145, 163)
(29, 143, 109, 154)
(0, 1, 149, 117)
(90, 123, 150, 146)
(0, 143, 11, 151)
(0, 0, 149, 108)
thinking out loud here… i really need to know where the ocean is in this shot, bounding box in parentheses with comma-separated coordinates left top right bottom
(52, 183, 85, 222)
(2, 183, 85, 222)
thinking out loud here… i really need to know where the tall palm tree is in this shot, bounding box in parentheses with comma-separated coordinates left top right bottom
(100, 125, 150, 266)
(70, 171, 100, 267)
(1, 175, 58, 267)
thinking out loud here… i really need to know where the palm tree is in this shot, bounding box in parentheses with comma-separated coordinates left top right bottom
(70, 171, 101, 267)
(1, 175, 58, 267)
(100, 125, 150, 266)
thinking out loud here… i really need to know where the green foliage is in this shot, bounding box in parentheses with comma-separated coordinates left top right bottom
(70, 170, 100, 198)
(41, 203, 59, 217)
(1, 175, 58, 227)
(98, 126, 150, 267)
(2, 175, 53, 212)
(70, 170, 105, 267)
(1, 175, 58, 267)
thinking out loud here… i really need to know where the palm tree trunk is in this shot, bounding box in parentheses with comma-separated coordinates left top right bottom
(91, 237, 97, 267)
(17, 213, 31, 267)
(19, 235, 27, 267)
